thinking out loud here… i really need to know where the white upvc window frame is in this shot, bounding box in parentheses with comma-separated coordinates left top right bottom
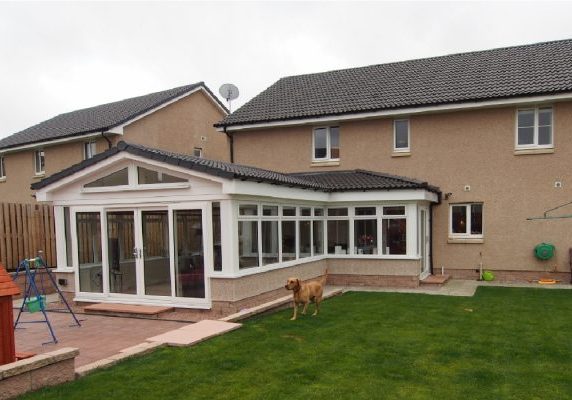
(34, 149, 45, 176)
(312, 126, 340, 161)
(84, 140, 97, 160)
(449, 203, 484, 239)
(193, 147, 203, 158)
(393, 119, 410, 152)
(0, 155, 5, 180)
(515, 106, 553, 150)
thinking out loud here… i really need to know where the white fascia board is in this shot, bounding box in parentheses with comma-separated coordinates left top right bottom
(223, 180, 439, 203)
(0, 132, 106, 154)
(223, 180, 328, 202)
(220, 92, 572, 132)
(107, 86, 228, 134)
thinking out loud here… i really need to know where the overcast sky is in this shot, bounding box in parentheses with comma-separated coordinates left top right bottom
(1, 1, 572, 138)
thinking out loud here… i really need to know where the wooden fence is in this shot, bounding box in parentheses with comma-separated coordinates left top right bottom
(0, 203, 56, 271)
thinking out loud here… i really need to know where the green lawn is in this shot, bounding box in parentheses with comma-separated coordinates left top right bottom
(22, 287, 572, 400)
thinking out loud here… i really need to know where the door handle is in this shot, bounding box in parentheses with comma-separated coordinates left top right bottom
(133, 248, 139, 258)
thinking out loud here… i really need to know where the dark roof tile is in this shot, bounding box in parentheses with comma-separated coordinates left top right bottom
(217, 39, 572, 127)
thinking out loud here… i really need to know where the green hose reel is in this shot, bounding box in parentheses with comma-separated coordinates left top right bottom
(534, 243, 555, 260)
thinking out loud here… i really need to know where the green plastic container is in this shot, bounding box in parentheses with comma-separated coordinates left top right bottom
(25, 296, 45, 313)
(482, 271, 495, 281)
(534, 243, 555, 260)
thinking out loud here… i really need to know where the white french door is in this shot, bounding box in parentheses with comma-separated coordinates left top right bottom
(419, 206, 430, 279)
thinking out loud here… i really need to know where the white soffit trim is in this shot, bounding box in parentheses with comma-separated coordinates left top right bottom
(220, 92, 572, 132)
(0, 132, 105, 154)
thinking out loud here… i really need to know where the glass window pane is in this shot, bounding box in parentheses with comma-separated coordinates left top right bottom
(314, 128, 328, 159)
(382, 219, 407, 255)
(301, 207, 312, 216)
(282, 206, 296, 217)
(518, 127, 534, 145)
(313, 220, 324, 255)
(355, 207, 376, 216)
(282, 220, 296, 261)
(239, 204, 258, 216)
(471, 204, 483, 235)
(85, 168, 129, 188)
(299, 220, 312, 258)
(0, 156, 5, 178)
(212, 203, 222, 271)
(538, 126, 552, 145)
(107, 211, 136, 295)
(314, 208, 324, 217)
(451, 205, 467, 234)
(383, 206, 405, 215)
(76, 212, 102, 293)
(238, 220, 259, 269)
(262, 205, 278, 216)
(394, 120, 409, 149)
(355, 219, 378, 255)
(327, 220, 349, 254)
(328, 207, 348, 216)
(142, 211, 170, 296)
(262, 221, 279, 265)
(538, 108, 552, 126)
(174, 209, 205, 298)
(137, 167, 186, 184)
(517, 110, 535, 127)
(330, 127, 340, 159)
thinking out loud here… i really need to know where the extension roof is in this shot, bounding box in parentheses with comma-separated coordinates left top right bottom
(31, 141, 440, 195)
(1, 82, 227, 150)
(217, 39, 572, 127)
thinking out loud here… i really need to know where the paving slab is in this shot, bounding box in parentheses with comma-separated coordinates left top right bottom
(146, 320, 242, 347)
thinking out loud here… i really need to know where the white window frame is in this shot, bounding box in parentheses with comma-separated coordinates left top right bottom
(449, 203, 483, 239)
(312, 126, 340, 161)
(393, 119, 410, 152)
(34, 149, 45, 176)
(515, 107, 553, 150)
(0, 155, 5, 180)
(84, 141, 97, 160)
(193, 147, 203, 158)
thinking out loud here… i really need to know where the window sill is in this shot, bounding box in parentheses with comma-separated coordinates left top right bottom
(514, 148, 554, 156)
(311, 160, 340, 167)
(448, 237, 484, 244)
(32, 173, 45, 179)
(0, 178, 5, 183)
(392, 151, 411, 157)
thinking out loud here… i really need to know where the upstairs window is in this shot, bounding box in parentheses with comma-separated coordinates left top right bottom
(84, 141, 97, 160)
(393, 119, 410, 152)
(34, 149, 45, 175)
(193, 147, 203, 158)
(313, 126, 340, 161)
(0, 156, 5, 179)
(517, 107, 553, 149)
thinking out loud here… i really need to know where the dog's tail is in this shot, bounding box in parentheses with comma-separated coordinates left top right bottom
(322, 268, 328, 287)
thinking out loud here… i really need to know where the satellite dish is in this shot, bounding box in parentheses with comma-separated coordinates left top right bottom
(219, 83, 239, 112)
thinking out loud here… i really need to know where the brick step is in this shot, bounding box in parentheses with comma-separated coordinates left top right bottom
(420, 274, 451, 286)
(84, 303, 174, 318)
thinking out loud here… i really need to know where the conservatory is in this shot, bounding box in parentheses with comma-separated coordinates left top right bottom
(33, 142, 440, 312)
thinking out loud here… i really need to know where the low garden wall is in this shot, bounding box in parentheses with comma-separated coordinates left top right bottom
(0, 347, 78, 399)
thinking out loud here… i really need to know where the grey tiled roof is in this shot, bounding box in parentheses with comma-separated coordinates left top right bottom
(217, 39, 572, 127)
(31, 141, 440, 196)
(1, 82, 226, 150)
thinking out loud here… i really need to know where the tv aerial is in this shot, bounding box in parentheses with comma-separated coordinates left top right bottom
(219, 83, 239, 113)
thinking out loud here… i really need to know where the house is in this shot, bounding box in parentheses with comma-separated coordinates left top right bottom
(215, 39, 572, 284)
(30, 39, 571, 319)
(0, 82, 229, 203)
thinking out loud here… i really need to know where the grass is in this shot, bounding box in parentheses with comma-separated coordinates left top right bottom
(22, 287, 572, 400)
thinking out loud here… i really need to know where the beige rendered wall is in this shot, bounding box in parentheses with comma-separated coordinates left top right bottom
(232, 102, 572, 275)
(120, 90, 229, 161)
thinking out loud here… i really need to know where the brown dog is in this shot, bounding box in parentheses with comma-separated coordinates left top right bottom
(284, 270, 327, 320)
